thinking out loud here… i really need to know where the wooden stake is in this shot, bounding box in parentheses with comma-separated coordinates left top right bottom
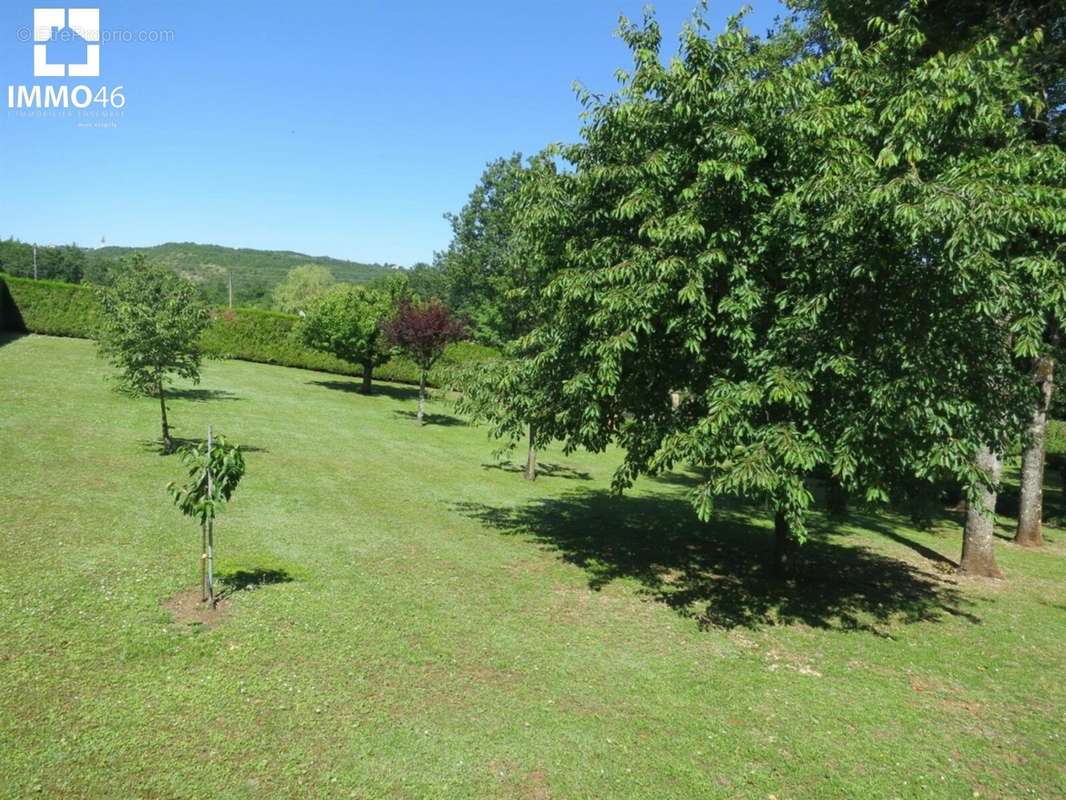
(200, 523, 207, 603)
(206, 425, 216, 607)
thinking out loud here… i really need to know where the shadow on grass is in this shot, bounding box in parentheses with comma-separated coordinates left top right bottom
(217, 567, 293, 598)
(0, 331, 27, 348)
(308, 380, 420, 402)
(848, 512, 960, 569)
(393, 410, 468, 427)
(141, 437, 269, 456)
(482, 461, 592, 481)
(168, 388, 240, 402)
(453, 489, 978, 634)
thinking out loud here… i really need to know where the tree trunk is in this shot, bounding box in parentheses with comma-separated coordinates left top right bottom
(1015, 356, 1054, 547)
(157, 380, 171, 451)
(960, 446, 1004, 578)
(826, 478, 849, 517)
(417, 369, 427, 425)
(524, 426, 537, 481)
(361, 360, 374, 395)
(773, 510, 797, 575)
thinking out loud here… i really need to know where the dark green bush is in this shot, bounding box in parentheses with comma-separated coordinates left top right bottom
(0, 274, 497, 386)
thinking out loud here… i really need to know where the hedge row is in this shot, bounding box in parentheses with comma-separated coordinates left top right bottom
(0, 273, 496, 386)
(0, 274, 99, 337)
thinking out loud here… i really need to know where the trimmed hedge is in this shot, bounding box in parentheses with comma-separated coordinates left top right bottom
(0, 274, 99, 337)
(0, 277, 22, 331)
(0, 273, 496, 386)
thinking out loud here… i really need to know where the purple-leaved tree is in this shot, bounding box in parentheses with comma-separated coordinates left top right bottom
(384, 299, 466, 425)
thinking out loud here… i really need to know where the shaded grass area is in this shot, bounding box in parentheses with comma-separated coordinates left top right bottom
(453, 493, 978, 635)
(0, 334, 1064, 799)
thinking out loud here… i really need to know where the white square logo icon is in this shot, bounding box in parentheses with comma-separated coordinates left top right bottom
(33, 8, 101, 77)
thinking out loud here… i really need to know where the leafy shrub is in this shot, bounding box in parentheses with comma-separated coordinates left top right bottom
(1045, 419, 1066, 456)
(0, 274, 497, 386)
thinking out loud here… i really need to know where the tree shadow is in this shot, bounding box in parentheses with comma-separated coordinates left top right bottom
(0, 331, 27, 348)
(140, 437, 269, 456)
(647, 470, 708, 489)
(308, 380, 420, 401)
(995, 485, 1021, 518)
(482, 461, 592, 481)
(168, 388, 240, 402)
(452, 489, 979, 635)
(393, 410, 468, 427)
(845, 512, 960, 569)
(1034, 470, 1066, 530)
(216, 567, 293, 598)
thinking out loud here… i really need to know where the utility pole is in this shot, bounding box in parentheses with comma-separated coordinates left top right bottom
(32, 244, 37, 280)
(228, 271, 233, 308)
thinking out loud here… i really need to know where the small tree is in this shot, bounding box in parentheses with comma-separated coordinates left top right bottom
(454, 356, 551, 480)
(384, 299, 466, 424)
(168, 427, 245, 607)
(296, 285, 393, 394)
(272, 264, 335, 314)
(97, 255, 210, 451)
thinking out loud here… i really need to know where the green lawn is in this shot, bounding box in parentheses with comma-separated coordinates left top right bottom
(1, 334, 1063, 799)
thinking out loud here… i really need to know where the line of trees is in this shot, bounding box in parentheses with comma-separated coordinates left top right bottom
(448, 1, 1065, 578)
(79, 0, 1066, 586)
(95, 253, 468, 446)
(94, 258, 464, 609)
(0, 239, 86, 283)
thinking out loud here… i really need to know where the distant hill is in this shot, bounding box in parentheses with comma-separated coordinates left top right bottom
(86, 242, 401, 306)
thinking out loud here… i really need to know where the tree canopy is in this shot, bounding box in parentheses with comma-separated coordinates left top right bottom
(272, 264, 336, 314)
(434, 154, 528, 347)
(481, 6, 1065, 571)
(385, 299, 466, 424)
(96, 256, 211, 449)
(296, 284, 394, 394)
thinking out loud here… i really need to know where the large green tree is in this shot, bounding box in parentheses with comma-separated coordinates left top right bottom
(498, 8, 1064, 576)
(435, 154, 527, 346)
(296, 285, 393, 395)
(454, 152, 570, 479)
(798, 0, 1066, 556)
(96, 256, 211, 451)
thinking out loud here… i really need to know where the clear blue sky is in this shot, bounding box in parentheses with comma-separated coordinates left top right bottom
(0, 1, 789, 266)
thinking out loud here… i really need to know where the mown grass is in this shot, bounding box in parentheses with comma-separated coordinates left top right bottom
(0, 333, 1063, 799)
